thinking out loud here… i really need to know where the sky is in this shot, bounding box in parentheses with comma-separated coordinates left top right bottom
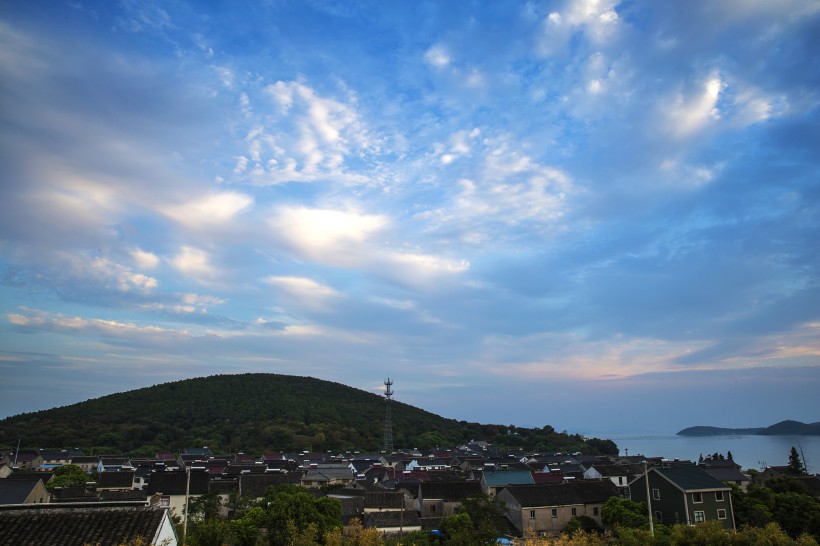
(1, 0, 819, 436)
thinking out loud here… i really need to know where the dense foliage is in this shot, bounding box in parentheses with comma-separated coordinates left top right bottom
(731, 478, 820, 542)
(0, 374, 617, 455)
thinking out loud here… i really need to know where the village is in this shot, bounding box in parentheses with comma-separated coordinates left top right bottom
(3, 440, 818, 545)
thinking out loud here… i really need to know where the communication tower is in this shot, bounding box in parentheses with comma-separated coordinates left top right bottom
(383, 378, 394, 453)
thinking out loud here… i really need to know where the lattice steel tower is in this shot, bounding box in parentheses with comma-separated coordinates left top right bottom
(382, 378, 394, 453)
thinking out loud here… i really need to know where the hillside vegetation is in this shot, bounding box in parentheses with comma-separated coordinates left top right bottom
(0, 373, 617, 456)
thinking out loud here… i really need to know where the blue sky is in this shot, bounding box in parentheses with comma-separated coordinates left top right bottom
(1, 0, 818, 435)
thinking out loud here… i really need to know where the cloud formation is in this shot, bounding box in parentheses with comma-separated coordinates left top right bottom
(1, 0, 818, 433)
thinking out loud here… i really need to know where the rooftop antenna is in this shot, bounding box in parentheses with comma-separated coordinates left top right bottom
(383, 378, 394, 453)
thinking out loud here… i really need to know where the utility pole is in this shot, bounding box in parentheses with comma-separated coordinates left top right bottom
(644, 460, 654, 536)
(183, 465, 191, 545)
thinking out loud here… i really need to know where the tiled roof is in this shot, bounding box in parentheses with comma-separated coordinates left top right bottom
(656, 465, 730, 491)
(238, 473, 296, 498)
(502, 481, 619, 507)
(701, 466, 750, 483)
(365, 510, 421, 528)
(364, 491, 404, 509)
(419, 481, 482, 501)
(0, 505, 169, 546)
(98, 471, 135, 489)
(146, 470, 209, 495)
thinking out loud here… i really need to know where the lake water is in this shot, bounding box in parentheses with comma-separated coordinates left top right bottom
(608, 434, 820, 473)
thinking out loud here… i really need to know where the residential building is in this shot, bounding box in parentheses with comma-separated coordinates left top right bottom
(0, 477, 50, 505)
(629, 464, 734, 529)
(417, 481, 483, 517)
(498, 481, 618, 537)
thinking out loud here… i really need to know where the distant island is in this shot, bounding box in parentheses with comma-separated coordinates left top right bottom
(677, 419, 820, 437)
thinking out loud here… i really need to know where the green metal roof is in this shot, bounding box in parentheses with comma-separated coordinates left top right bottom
(482, 469, 535, 486)
(656, 465, 730, 491)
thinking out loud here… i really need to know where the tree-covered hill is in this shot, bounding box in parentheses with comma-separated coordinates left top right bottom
(0, 373, 617, 456)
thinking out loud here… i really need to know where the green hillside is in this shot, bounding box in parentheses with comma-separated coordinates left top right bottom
(0, 373, 617, 456)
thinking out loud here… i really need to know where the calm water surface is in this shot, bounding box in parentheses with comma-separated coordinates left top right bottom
(608, 434, 820, 472)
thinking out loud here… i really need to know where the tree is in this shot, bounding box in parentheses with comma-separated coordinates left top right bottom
(186, 493, 222, 522)
(601, 497, 649, 531)
(46, 464, 89, 490)
(461, 494, 507, 539)
(563, 516, 601, 538)
(264, 485, 342, 546)
(439, 512, 475, 546)
(788, 446, 807, 475)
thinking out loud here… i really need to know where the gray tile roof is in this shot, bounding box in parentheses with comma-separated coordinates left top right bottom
(146, 470, 209, 495)
(365, 510, 421, 529)
(502, 481, 619, 507)
(0, 505, 169, 546)
(364, 491, 404, 509)
(419, 481, 483, 501)
(97, 471, 135, 489)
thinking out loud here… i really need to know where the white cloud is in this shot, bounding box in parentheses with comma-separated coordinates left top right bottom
(663, 73, 724, 137)
(212, 65, 234, 88)
(140, 292, 226, 315)
(270, 207, 387, 264)
(238, 81, 374, 185)
(6, 308, 188, 340)
(417, 140, 574, 243)
(538, 0, 620, 55)
(265, 276, 341, 310)
(171, 246, 218, 282)
(66, 254, 158, 292)
(131, 248, 160, 270)
(424, 44, 451, 68)
(162, 192, 253, 227)
(383, 252, 470, 282)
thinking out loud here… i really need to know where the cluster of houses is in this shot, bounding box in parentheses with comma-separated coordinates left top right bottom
(1, 441, 811, 545)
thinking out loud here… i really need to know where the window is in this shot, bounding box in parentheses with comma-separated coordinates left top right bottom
(593, 507, 599, 516)
(160, 496, 170, 508)
(430, 505, 436, 514)
(551, 509, 558, 518)
(530, 510, 536, 519)
(571, 507, 577, 516)
(693, 492, 703, 503)
(652, 488, 661, 500)
(654, 511, 662, 522)
(694, 511, 705, 523)
(715, 491, 724, 502)
(618, 476, 624, 485)
(717, 509, 727, 520)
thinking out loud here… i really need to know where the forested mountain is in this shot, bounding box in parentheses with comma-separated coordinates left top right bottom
(677, 420, 820, 436)
(0, 373, 617, 456)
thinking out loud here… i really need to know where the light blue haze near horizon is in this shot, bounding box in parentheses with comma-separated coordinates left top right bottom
(1, 0, 819, 435)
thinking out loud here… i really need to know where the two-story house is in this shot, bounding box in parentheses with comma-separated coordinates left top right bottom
(628, 464, 734, 529)
(498, 481, 618, 537)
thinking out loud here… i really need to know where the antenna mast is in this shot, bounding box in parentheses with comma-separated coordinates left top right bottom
(383, 378, 394, 453)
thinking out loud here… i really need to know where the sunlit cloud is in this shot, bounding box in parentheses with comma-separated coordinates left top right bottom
(170, 246, 219, 283)
(162, 192, 253, 227)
